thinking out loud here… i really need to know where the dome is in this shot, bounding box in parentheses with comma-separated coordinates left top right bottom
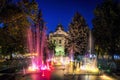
(56, 24, 64, 31)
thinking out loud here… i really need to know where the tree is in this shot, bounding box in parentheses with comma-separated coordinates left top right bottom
(48, 40, 56, 57)
(68, 12, 89, 55)
(92, 0, 120, 59)
(0, 0, 38, 55)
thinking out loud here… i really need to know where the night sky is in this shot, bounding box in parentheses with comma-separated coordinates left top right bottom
(36, 0, 103, 33)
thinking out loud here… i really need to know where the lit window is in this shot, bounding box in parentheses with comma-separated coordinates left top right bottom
(59, 40, 61, 44)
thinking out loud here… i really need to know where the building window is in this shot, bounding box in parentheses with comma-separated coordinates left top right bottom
(54, 40, 56, 44)
(59, 45, 62, 47)
(59, 51, 62, 54)
(59, 40, 61, 44)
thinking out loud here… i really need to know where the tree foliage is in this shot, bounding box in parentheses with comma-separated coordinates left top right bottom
(0, 0, 38, 55)
(92, 0, 120, 57)
(68, 12, 89, 55)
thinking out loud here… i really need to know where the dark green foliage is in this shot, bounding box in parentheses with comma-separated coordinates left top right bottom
(93, 0, 120, 57)
(68, 12, 89, 54)
(0, 0, 38, 55)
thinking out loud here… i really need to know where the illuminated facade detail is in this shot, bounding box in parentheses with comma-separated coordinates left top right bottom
(49, 24, 68, 56)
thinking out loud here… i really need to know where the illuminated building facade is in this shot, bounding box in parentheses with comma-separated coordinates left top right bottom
(49, 24, 68, 56)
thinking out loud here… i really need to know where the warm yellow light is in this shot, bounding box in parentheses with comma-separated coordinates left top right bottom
(80, 64, 99, 73)
(28, 64, 39, 72)
(91, 68, 99, 72)
(70, 61, 73, 65)
(100, 74, 115, 80)
(28, 66, 37, 72)
(24, 53, 38, 57)
(76, 68, 80, 72)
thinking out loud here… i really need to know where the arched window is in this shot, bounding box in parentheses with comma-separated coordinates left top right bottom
(59, 40, 61, 44)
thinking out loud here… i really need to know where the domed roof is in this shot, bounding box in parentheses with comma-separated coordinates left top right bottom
(56, 24, 64, 31)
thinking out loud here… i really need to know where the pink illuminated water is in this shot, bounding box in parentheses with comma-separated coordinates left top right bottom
(27, 24, 53, 74)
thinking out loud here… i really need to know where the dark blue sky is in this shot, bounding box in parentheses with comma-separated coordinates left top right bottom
(36, 0, 103, 33)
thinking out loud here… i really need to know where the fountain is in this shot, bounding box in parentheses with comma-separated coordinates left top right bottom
(26, 18, 99, 77)
(63, 30, 99, 74)
(48, 30, 99, 75)
(79, 30, 99, 73)
(26, 12, 53, 78)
